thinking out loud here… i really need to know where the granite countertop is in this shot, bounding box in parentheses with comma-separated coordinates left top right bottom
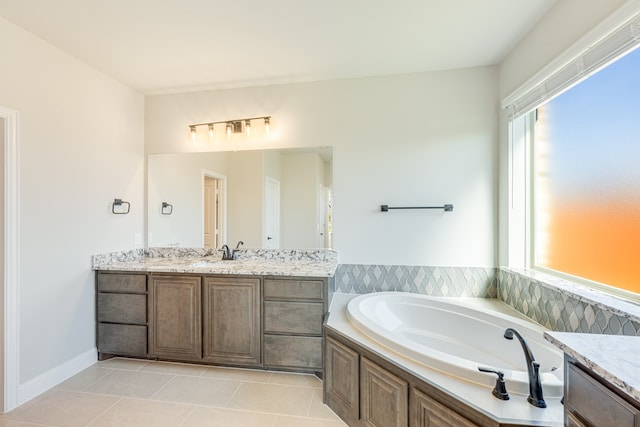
(544, 331, 640, 404)
(92, 247, 339, 277)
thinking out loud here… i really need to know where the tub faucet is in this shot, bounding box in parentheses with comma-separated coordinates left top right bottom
(504, 327, 546, 408)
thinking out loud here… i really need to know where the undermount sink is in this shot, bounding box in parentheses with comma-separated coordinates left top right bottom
(189, 260, 226, 268)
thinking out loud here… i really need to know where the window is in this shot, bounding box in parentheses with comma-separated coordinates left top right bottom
(532, 47, 640, 297)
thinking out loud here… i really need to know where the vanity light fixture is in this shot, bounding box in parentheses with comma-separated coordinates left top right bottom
(188, 116, 272, 141)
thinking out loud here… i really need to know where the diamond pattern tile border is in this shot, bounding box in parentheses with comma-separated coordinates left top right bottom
(498, 268, 640, 336)
(334, 264, 497, 298)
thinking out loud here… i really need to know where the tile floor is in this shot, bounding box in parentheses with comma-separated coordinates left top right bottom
(0, 358, 347, 426)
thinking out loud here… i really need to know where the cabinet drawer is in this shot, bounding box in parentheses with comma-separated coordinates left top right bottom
(264, 279, 324, 301)
(567, 363, 640, 427)
(97, 293, 146, 324)
(97, 273, 146, 293)
(264, 301, 323, 335)
(98, 323, 147, 356)
(264, 335, 323, 370)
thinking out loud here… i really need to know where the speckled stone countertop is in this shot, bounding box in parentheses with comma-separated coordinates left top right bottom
(544, 331, 640, 404)
(92, 247, 338, 277)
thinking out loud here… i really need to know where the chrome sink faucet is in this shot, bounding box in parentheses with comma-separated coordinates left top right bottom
(221, 241, 244, 260)
(504, 327, 547, 408)
(232, 241, 244, 260)
(221, 244, 233, 260)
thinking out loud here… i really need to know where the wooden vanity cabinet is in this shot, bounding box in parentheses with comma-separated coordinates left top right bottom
(411, 388, 478, 427)
(203, 276, 261, 366)
(564, 356, 640, 427)
(324, 330, 485, 427)
(96, 270, 331, 373)
(96, 272, 148, 359)
(361, 357, 408, 427)
(325, 336, 360, 425)
(263, 277, 328, 372)
(148, 275, 202, 361)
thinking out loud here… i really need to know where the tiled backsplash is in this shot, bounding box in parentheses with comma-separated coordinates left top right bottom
(333, 263, 640, 337)
(498, 268, 640, 336)
(334, 264, 497, 297)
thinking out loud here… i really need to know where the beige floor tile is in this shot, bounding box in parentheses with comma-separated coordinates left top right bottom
(139, 360, 208, 377)
(181, 406, 278, 427)
(226, 382, 315, 417)
(95, 357, 149, 371)
(151, 375, 240, 407)
(56, 366, 114, 392)
(88, 398, 194, 427)
(0, 420, 52, 426)
(202, 366, 273, 382)
(84, 369, 173, 399)
(269, 371, 323, 388)
(275, 416, 348, 427)
(9, 390, 120, 427)
(308, 389, 343, 421)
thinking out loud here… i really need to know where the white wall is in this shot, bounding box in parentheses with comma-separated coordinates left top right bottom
(497, 0, 628, 265)
(0, 16, 144, 395)
(145, 67, 498, 266)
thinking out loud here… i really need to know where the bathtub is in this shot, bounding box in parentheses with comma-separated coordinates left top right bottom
(346, 292, 564, 397)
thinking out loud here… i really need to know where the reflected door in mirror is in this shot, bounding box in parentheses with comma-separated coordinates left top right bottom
(204, 176, 224, 248)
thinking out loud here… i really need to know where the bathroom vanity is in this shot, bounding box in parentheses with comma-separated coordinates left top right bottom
(544, 332, 640, 427)
(93, 248, 337, 374)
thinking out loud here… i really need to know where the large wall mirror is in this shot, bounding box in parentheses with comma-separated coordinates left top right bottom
(147, 147, 333, 249)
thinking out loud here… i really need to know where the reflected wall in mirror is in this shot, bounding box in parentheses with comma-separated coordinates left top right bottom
(147, 147, 333, 249)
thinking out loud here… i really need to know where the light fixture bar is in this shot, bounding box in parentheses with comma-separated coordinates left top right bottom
(189, 116, 271, 129)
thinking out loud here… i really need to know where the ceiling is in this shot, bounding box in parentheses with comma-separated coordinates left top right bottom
(0, 0, 558, 95)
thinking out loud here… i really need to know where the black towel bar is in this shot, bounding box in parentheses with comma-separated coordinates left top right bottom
(380, 204, 453, 212)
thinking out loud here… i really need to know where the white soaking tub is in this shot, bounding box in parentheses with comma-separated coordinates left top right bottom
(346, 292, 564, 397)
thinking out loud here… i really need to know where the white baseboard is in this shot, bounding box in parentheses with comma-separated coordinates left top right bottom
(17, 348, 97, 406)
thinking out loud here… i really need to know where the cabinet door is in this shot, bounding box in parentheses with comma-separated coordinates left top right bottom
(361, 357, 408, 427)
(325, 336, 359, 426)
(566, 362, 640, 427)
(202, 276, 261, 366)
(149, 275, 202, 361)
(410, 387, 478, 427)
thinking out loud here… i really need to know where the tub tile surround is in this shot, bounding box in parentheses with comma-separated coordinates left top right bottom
(498, 268, 640, 336)
(334, 264, 497, 297)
